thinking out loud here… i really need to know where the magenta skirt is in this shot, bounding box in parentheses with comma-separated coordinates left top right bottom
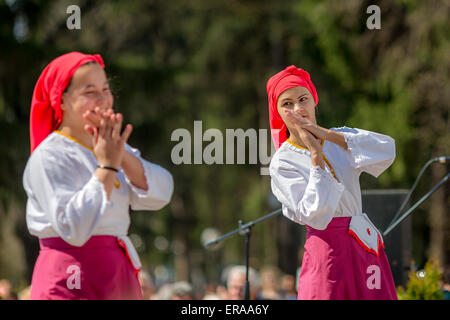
(30, 236, 143, 300)
(298, 217, 398, 300)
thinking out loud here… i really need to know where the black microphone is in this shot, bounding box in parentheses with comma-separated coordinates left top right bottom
(432, 156, 450, 164)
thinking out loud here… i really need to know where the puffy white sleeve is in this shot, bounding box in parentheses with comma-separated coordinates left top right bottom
(270, 157, 345, 230)
(336, 127, 396, 177)
(124, 145, 174, 211)
(23, 149, 109, 247)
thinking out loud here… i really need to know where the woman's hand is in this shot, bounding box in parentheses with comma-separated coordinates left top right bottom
(285, 111, 325, 169)
(285, 110, 348, 150)
(297, 127, 322, 152)
(83, 107, 107, 132)
(284, 110, 327, 140)
(298, 128, 325, 169)
(84, 108, 148, 191)
(83, 109, 131, 199)
(84, 109, 133, 169)
(84, 107, 137, 167)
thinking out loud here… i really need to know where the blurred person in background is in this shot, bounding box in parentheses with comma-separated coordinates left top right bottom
(201, 281, 228, 300)
(202, 281, 220, 300)
(0, 279, 17, 300)
(279, 274, 297, 300)
(257, 266, 282, 300)
(151, 283, 173, 300)
(171, 281, 195, 300)
(226, 265, 260, 300)
(216, 284, 228, 299)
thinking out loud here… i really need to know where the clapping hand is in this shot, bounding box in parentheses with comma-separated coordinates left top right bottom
(285, 110, 322, 151)
(83, 107, 133, 169)
(284, 110, 322, 139)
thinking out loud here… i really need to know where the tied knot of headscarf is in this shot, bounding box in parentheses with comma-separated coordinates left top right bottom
(266, 65, 318, 150)
(29, 51, 105, 153)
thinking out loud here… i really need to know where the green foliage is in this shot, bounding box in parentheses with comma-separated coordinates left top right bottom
(397, 259, 444, 300)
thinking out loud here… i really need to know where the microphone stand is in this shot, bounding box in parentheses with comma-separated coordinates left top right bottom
(386, 156, 449, 230)
(383, 173, 449, 237)
(204, 208, 282, 300)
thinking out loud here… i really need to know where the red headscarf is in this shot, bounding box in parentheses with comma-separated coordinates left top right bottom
(266, 65, 319, 150)
(29, 51, 105, 153)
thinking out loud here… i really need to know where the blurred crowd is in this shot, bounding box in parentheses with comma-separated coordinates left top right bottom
(0, 264, 298, 300)
(3, 263, 450, 300)
(143, 265, 298, 300)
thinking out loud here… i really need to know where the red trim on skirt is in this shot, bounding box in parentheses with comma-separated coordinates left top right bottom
(30, 235, 143, 300)
(298, 217, 397, 300)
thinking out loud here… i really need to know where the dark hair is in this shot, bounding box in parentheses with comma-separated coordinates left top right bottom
(63, 61, 98, 93)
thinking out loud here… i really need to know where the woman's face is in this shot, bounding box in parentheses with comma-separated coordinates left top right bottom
(60, 63, 113, 131)
(276, 86, 317, 128)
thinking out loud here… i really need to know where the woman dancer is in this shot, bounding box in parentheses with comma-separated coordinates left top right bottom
(267, 65, 397, 300)
(23, 52, 174, 299)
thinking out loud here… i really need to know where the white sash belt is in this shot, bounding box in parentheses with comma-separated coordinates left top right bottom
(348, 214, 384, 258)
(117, 235, 142, 274)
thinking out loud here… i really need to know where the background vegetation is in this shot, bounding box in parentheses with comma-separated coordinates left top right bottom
(0, 0, 448, 293)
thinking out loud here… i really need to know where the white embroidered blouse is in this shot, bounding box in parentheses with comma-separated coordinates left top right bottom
(23, 131, 174, 247)
(269, 127, 395, 230)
